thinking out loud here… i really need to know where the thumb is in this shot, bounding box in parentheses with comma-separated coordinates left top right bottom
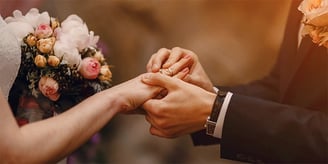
(142, 98, 161, 114)
(142, 73, 176, 90)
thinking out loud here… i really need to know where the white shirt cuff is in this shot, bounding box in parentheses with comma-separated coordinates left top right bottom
(212, 91, 233, 138)
(213, 87, 219, 93)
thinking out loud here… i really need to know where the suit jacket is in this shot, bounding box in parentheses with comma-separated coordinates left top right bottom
(192, 1, 328, 163)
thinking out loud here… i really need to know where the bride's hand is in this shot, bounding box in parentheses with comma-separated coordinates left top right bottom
(108, 74, 162, 114)
(147, 47, 215, 93)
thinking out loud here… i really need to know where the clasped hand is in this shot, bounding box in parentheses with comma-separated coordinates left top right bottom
(138, 47, 217, 138)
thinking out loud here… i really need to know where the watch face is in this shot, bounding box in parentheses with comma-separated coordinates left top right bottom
(218, 90, 227, 97)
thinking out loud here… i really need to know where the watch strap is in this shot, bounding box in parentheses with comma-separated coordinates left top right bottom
(206, 90, 227, 136)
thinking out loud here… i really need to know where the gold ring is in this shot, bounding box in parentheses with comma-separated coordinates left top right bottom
(159, 68, 174, 76)
(167, 67, 174, 76)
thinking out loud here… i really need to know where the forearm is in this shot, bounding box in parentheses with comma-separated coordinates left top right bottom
(3, 89, 119, 163)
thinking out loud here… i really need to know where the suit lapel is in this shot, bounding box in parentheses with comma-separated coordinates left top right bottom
(297, 36, 314, 67)
(281, 36, 315, 99)
(279, 1, 304, 98)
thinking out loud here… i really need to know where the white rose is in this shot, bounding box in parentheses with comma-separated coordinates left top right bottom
(66, 26, 90, 51)
(5, 8, 51, 42)
(60, 14, 99, 50)
(60, 15, 85, 32)
(54, 41, 81, 67)
(5, 8, 50, 28)
(88, 31, 99, 48)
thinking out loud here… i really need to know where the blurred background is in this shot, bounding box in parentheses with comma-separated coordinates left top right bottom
(1, 0, 290, 163)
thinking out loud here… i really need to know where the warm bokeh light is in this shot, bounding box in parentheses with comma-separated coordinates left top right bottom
(0, 0, 291, 163)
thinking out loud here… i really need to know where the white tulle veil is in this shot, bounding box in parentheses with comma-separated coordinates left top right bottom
(0, 15, 21, 100)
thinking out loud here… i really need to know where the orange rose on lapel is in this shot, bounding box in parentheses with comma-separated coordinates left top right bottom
(299, 0, 328, 47)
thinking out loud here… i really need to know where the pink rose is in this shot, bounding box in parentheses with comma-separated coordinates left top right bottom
(79, 57, 101, 79)
(35, 24, 53, 39)
(38, 76, 60, 101)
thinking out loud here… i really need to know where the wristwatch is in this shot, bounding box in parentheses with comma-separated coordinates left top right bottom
(205, 90, 227, 136)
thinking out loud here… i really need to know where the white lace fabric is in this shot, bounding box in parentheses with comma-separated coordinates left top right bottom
(0, 16, 21, 100)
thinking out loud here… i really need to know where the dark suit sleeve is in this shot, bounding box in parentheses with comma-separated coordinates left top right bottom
(190, 68, 280, 146)
(219, 93, 328, 163)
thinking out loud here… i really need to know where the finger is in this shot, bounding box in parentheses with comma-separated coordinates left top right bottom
(142, 73, 177, 90)
(183, 74, 215, 92)
(183, 74, 202, 87)
(143, 98, 160, 114)
(145, 115, 164, 134)
(145, 114, 164, 130)
(173, 67, 189, 80)
(150, 126, 176, 138)
(167, 54, 193, 75)
(153, 88, 168, 99)
(162, 47, 185, 68)
(146, 53, 156, 72)
(151, 48, 171, 72)
(145, 114, 154, 124)
(149, 125, 168, 138)
(159, 68, 174, 76)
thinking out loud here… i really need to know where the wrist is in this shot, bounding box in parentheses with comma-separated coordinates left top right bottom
(205, 90, 227, 136)
(197, 92, 217, 131)
(100, 89, 123, 114)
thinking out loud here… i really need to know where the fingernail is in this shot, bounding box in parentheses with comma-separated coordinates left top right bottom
(184, 54, 191, 59)
(152, 64, 159, 72)
(182, 67, 189, 73)
(163, 63, 170, 68)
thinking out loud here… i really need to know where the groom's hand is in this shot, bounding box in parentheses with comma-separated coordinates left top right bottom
(141, 73, 216, 138)
(147, 47, 215, 93)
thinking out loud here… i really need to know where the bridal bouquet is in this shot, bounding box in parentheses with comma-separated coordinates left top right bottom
(5, 8, 112, 125)
(298, 0, 328, 48)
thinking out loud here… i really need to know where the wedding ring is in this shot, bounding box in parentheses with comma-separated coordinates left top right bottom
(167, 67, 174, 76)
(159, 68, 174, 76)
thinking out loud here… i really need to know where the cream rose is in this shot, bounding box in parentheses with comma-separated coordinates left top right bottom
(79, 57, 101, 79)
(47, 55, 60, 67)
(38, 76, 60, 101)
(98, 65, 112, 81)
(50, 17, 59, 30)
(37, 37, 55, 54)
(93, 51, 105, 62)
(34, 54, 47, 68)
(25, 34, 37, 46)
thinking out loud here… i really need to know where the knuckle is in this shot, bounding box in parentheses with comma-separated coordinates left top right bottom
(156, 120, 168, 129)
(158, 48, 169, 54)
(163, 130, 177, 138)
(172, 47, 182, 53)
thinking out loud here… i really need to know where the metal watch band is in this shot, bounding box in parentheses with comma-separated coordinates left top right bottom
(206, 90, 227, 136)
